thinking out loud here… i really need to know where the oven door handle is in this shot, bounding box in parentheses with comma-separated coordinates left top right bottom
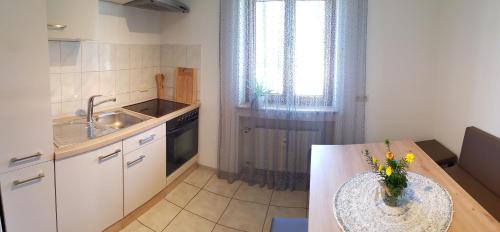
(167, 127, 187, 135)
(167, 119, 198, 135)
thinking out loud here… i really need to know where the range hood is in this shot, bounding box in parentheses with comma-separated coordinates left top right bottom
(106, 0, 189, 13)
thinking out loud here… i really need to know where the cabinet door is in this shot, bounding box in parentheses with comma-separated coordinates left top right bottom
(56, 142, 123, 232)
(124, 137, 166, 215)
(0, 0, 53, 174)
(0, 161, 56, 232)
(47, 0, 98, 40)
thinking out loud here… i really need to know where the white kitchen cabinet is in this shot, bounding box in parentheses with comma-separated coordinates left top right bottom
(56, 142, 123, 232)
(0, 161, 57, 232)
(124, 137, 166, 215)
(47, 0, 98, 40)
(0, 0, 54, 174)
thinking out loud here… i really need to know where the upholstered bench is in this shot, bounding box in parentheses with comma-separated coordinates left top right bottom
(444, 127, 500, 221)
(271, 217, 308, 232)
(416, 139, 457, 167)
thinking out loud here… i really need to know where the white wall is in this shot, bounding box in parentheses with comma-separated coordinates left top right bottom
(365, 0, 438, 143)
(160, 0, 220, 168)
(98, 1, 161, 44)
(433, 0, 500, 154)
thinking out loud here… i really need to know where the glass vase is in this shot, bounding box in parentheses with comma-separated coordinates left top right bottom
(380, 184, 403, 207)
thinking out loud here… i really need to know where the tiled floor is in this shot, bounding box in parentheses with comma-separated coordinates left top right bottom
(121, 166, 309, 232)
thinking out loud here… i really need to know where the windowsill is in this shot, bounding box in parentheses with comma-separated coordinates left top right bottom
(236, 103, 337, 113)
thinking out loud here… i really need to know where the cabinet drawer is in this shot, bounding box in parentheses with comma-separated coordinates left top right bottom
(0, 161, 56, 232)
(56, 142, 123, 232)
(0, 150, 53, 175)
(124, 137, 166, 215)
(123, 123, 165, 154)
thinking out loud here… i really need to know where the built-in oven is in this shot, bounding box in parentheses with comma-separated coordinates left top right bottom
(166, 109, 199, 176)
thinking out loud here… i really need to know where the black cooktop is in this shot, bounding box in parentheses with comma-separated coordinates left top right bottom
(123, 99, 189, 118)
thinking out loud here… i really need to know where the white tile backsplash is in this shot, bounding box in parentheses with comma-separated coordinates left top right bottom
(142, 45, 154, 68)
(99, 43, 116, 71)
(49, 41, 200, 118)
(61, 100, 81, 115)
(50, 74, 62, 103)
(51, 103, 61, 117)
(116, 70, 130, 94)
(61, 73, 82, 101)
(116, 44, 130, 70)
(129, 69, 143, 92)
(173, 45, 187, 68)
(161, 44, 175, 67)
(129, 45, 142, 69)
(49, 41, 61, 74)
(99, 71, 117, 97)
(60, 42, 82, 73)
(82, 72, 100, 99)
(82, 42, 99, 72)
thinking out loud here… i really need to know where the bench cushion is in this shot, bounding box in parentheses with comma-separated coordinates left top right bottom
(459, 127, 500, 196)
(445, 165, 500, 221)
(416, 140, 457, 166)
(271, 217, 308, 232)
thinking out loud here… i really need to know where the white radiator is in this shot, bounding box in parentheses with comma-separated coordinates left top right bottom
(253, 128, 321, 173)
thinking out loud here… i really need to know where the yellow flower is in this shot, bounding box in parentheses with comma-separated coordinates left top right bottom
(386, 151, 394, 160)
(385, 166, 392, 176)
(377, 164, 383, 172)
(405, 152, 415, 164)
(371, 156, 377, 165)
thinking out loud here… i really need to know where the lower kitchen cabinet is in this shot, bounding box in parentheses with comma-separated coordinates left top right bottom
(0, 161, 56, 232)
(124, 137, 167, 215)
(56, 142, 123, 232)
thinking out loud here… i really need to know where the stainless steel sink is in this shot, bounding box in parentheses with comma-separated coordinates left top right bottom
(93, 111, 146, 130)
(53, 110, 152, 148)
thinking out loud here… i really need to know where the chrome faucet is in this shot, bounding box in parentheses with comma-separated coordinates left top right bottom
(87, 95, 116, 125)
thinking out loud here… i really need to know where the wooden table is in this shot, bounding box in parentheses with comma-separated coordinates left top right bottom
(309, 140, 500, 232)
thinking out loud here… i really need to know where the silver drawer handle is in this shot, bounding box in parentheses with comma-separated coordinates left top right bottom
(10, 152, 43, 166)
(98, 149, 121, 162)
(139, 134, 155, 145)
(13, 173, 45, 186)
(47, 24, 67, 30)
(127, 155, 146, 167)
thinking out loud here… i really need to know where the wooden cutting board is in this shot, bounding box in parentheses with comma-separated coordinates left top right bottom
(174, 68, 197, 104)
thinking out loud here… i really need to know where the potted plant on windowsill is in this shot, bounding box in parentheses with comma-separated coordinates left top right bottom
(251, 82, 271, 110)
(363, 139, 415, 207)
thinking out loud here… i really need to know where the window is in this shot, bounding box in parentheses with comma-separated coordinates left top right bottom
(254, 0, 332, 105)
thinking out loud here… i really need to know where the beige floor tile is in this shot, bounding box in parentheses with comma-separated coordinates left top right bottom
(138, 200, 182, 232)
(212, 224, 241, 232)
(233, 183, 273, 205)
(262, 206, 308, 232)
(270, 190, 308, 208)
(185, 190, 231, 222)
(204, 175, 242, 197)
(219, 199, 268, 232)
(165, 182, 200, 207)
(184, 166, 216, 188)
(163, 210, 215, 232)
(120, 220, 154, 232)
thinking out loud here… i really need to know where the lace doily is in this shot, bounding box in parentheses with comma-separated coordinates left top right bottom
(334, 172, 453, 232)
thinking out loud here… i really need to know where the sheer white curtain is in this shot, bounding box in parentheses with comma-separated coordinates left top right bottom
(219, 0, 367, 190)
